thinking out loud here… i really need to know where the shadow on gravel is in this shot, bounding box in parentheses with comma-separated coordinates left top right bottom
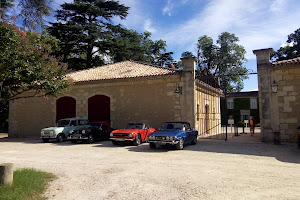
(125, 139, 300, 164)
(1, 137, 299, 164)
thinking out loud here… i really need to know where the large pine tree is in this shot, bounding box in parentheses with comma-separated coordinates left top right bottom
(48, 0, 129, 70)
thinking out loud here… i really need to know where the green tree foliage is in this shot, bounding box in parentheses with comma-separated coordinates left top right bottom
(48, 0, 129, 70)
(0, 0, 53, 31)
(18, 0, 53, 31)
(0, 21, 68, 101)
(181, 51, 195, 58)
(155, 52, 178, 67)
(109, 29, 166, 64)
(197, 32, 248, 92)
(272, 28, 300, 61)
(0, 0, 14, 19)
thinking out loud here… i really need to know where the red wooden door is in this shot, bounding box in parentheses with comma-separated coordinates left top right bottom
(88, 95, 110, 123)
(56, 97, 76, 121)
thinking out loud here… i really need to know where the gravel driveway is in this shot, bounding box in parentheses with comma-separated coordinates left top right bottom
(0, 135, 299, 200)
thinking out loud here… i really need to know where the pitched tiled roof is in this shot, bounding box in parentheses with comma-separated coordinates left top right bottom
(67, 61, 178, 83)
(272, 57, 300, 66)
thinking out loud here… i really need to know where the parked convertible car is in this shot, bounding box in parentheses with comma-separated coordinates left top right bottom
(110, 123, 156, 146)
(40, 118, 90, 143)
(147, 122, 198, 150)
(68, 121, 111, 143)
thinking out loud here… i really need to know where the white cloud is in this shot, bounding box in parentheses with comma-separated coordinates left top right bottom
(270, 0, 286, 12)
(152, 0, 300, 61)
(115, 0, 147, 31)
(162, 0, 174, 16)
(144, 19, 157, 33)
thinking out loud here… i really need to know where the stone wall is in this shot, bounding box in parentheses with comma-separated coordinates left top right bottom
(9, 76, 181, 137)
(274, 65, 300, 142)
(9, 58, 222, 137)
(195, 81, 221, 135)
(254, 48, 300, 143)
(9, 94, 56, 137)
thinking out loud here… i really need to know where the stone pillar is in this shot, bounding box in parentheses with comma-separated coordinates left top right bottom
(180, 57, 197, 128)
(0, 163, 13, 185)
(253, 48, 278, 142)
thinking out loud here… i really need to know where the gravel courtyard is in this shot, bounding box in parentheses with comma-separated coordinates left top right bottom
(0, 134, 299, 200)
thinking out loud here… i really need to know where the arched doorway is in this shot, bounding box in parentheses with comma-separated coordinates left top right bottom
(88, 95, 110, 123)
(56, 97, 76, 121)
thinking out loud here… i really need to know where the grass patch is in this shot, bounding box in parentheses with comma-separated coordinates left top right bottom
(0, 168, 56, 200)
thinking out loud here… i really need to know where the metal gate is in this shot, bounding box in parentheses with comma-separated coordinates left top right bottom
(196, 71, 258, 141)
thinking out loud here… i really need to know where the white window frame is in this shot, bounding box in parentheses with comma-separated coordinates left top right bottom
(227, 99, 234, 109)
(250, 98, 257, 109)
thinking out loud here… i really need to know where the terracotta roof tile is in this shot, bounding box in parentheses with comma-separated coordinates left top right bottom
(272, 57, 300, 66)
(67, 61, 178, 82)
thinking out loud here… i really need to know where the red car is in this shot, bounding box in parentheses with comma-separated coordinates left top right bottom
(110, 123, 156, 146)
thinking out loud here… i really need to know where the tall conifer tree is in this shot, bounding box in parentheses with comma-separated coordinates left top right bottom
(48, 0, 129, 70)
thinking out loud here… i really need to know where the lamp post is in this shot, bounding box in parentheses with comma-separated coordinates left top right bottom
(271, 80, 278, 93)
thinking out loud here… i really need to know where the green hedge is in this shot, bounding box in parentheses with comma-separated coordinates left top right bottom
(221, 98, 260, 125)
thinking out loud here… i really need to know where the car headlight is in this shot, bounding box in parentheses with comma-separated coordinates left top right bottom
(41, 131, 44, 135)
(148, 136, 154, 140)
(128, 133, 133, 137)
(110, 132, 113, 137)
(82, 130, 85, 134)
(50, 131, 54, 135)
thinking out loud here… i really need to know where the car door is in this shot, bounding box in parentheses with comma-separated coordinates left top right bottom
(63, 120, 78, 135)
(185, 123, 193, 143)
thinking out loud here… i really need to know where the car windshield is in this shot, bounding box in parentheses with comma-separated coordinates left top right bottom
(161, 123, 184, 130)
(126, 123, 145, 129)
(90, 123, 102, 128)
(57, 120, 70, 127)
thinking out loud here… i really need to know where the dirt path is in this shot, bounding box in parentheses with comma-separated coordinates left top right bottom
(0, 136, 299, 200)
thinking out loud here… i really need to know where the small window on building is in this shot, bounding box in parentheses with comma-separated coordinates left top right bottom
(250, 98, 257, 109)
(227, 99, 234, 109)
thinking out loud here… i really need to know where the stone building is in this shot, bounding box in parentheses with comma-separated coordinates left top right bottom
(221, 91, 260, 125)
(253, 48, 300, 143)
(9, 58, 222, 137)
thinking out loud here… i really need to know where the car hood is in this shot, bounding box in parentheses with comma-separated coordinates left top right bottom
(112, 129, 141, 133)
(148, 130, 185, 137)
(41, 127, 64, 132)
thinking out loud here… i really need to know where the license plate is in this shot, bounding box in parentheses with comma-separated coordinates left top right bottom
(114, 138, 125, 141)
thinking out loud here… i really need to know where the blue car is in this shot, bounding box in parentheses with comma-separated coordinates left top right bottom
(147, 122, 198, 150)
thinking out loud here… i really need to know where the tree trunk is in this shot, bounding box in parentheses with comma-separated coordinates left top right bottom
(0, 163, 13, 185)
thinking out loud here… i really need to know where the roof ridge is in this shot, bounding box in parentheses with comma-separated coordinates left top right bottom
(272, 57, 300, 66)
(128, 60, 178, 71)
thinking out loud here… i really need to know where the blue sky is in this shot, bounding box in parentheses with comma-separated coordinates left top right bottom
(51, 0, 300, 91)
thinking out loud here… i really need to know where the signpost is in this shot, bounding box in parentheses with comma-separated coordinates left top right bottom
(228, 119, 234, 135)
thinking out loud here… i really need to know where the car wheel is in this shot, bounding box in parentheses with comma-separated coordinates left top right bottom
(149, 142, 156, 149)
(87, 135, 94, 144)
(133, 134, 141, 146)
(71, 140, 77, 144)
(191, 135, 198, 145)
(176, 138, 184, 150)
(56, 134, 64, 143)
(112, 140, 119, 145)
(42, 138, 49, 143)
